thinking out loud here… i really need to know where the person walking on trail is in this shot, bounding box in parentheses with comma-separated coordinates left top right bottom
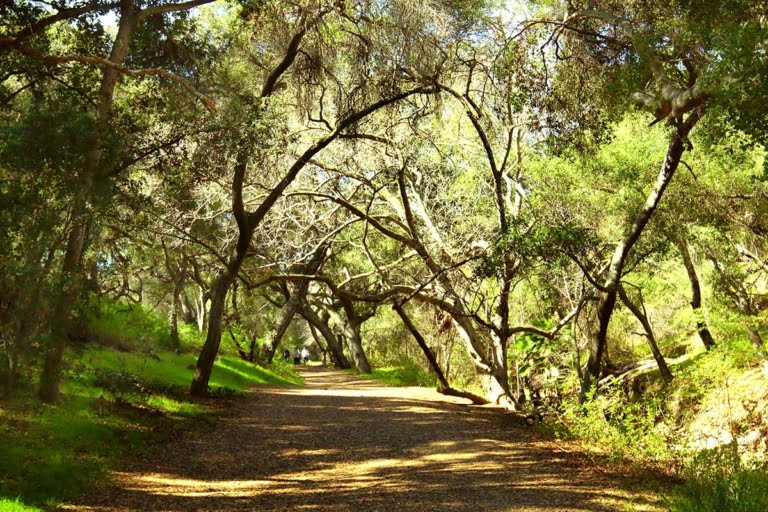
(301, 347, 310, 365)
(293, 349, 301, 365)
(282, 348, 290, 362)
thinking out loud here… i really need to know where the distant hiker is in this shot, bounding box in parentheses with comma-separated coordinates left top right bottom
(293, 349, 301, 365)
(301, 347, 310, 365)
(282, 348, 290, 362)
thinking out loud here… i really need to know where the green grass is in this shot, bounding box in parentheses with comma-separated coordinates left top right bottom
(0, 346, 302, 509)
(0, 498, 43, 512)
(76, 347, 302, 391)
(352, 362, 435, 387)
(668, 447, 768, 512)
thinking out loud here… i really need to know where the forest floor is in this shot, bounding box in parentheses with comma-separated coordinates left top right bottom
(59, 366, 665, 512)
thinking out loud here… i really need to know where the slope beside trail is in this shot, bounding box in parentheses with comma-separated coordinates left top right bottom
(63, 366, 663, 512)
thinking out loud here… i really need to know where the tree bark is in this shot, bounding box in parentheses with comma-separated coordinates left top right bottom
(450, 315, 516, 408)
(313, 297, 372, 373)
(190, 272, 235, 395)
(180, 290, 195, 324)
(196, 286, 207, 332)
(39, 228, 85, 402)
(344, 318, 371, 373)
(393, 303, 447, 387)
(229, 328, 250, 362)
(307, 323, 328, 365)
(163, 241, 184, 351)
(395, 164, 516, 407)
(677, 239, 716, 350)
(190, 218, 252, 395)
(2, 341, 18, 396)
(170, 285, 181, 350)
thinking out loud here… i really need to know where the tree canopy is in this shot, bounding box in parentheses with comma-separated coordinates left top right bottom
(2, 0, 768, 429)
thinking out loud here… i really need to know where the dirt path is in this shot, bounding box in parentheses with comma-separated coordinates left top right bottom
(64, 366, 662, 512)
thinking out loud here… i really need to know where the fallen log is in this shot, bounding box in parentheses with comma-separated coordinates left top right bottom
(599, 351, 702, 388)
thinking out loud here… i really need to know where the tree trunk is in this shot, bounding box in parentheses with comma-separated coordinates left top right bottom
(393, 304, 447, 388)
(190, 273, 233, 396)
(163, 241, 184, 351)
(584, 132, 687, 396)
(196, 286, 207, 332)
(39, 217, 89, 403)
(266, 308, 294, 363)
(39, 2, 138, 403)
(390, 160, 514, 405)
(266, 247, 327, 363)
(300, 306, 350, 369)
(677, 239, 716, 350)
(181, 290, 195, 324)
(170, 285, 181, 350)
(2, 342, 18, 396)
(617, 286, 673, 384)
(393, 303, 490, 405)
(451, 316, 516, 409)
(307, 323, 328, 365)
(229, 328, 250, 362)
(345, 319, 371, 374)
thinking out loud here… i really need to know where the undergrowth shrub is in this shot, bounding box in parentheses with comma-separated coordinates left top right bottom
(393, 358, 435, 386)
(90, 368, 189, 404)
(92, 368, 151, 404)
(369, 358, 435, 387)
(553, 384, 676, 464)
(668, 445, 768, 512)
(207, 386, 241, 398)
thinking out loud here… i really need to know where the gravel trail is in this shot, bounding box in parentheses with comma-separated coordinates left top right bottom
(63, 366, 662, 512)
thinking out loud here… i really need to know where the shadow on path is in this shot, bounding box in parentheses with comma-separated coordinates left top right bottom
(63, 366, 660, 512)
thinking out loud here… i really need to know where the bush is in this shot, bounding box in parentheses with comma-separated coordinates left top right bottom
(92, 368, 150, 404)
(553, 384, 675, 464)
(363, 359, 435, 387)
(668, 445, 768, 512)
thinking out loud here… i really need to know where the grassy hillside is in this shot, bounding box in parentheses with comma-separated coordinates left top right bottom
(0, 301, 301, 511)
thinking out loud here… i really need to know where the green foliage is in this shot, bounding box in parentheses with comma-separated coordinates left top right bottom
(668, 446, 768, 512)
(478, 217, 598, 277)
(91, 368, 154, 404)
(4, 2, 768, 505)
(513, 321, 556, 379)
